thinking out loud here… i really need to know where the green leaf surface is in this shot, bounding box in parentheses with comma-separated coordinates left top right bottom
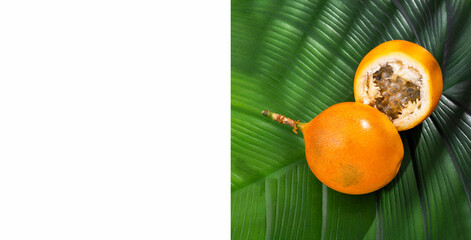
(231, 0, 471, 238)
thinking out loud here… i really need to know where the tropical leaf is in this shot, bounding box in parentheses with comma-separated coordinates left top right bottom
(231, 0, 471, 239)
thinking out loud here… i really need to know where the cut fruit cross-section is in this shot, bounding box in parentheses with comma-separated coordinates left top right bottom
(354, 40, 443, 131)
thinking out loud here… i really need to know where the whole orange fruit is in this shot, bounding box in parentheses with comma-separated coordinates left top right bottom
(302, 102, 403, 194)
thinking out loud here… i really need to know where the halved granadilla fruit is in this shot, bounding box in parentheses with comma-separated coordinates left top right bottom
(354, 40, 443, 131)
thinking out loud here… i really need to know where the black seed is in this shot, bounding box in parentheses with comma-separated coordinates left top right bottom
(381, 72, 391, 79)
(396, 76, 403, 85)
(392, 100, 400, 107)
(412, 92, 419, 99)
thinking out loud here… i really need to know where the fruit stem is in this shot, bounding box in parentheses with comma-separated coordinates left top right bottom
(261, 110, 305, 134)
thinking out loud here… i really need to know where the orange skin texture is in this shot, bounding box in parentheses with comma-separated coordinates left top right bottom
(302, 102, 404, 195)
(354, 40, 443, 131)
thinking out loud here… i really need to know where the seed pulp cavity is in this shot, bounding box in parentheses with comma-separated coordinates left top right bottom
(369, 61, 422, 120)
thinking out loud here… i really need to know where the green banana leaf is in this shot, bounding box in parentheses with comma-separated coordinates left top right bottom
(231, 0, 471, 239)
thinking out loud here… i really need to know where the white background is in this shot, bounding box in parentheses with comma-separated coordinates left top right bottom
(0, 0, 229, 239)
